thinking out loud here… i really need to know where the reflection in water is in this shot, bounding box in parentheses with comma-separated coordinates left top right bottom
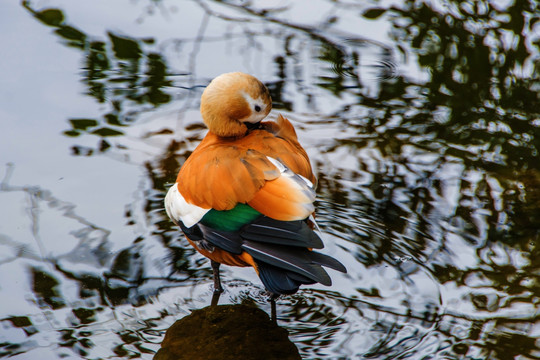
(1, 0, 538, 359)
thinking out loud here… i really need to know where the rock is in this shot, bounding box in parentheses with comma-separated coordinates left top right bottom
(154, 304, 301, 360)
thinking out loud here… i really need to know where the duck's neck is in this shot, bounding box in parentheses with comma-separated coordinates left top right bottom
(203, 113, 248, 138)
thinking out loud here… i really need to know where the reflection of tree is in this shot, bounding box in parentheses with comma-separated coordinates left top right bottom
(392, 0, 539, 169)
(347, 0, 540, 249)
(316, 1, 540, 358)
(0, 163, 208, 358)
(23, 2, 174, 156)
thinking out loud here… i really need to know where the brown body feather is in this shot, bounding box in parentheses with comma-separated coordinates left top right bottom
(186, 238, 256, 268)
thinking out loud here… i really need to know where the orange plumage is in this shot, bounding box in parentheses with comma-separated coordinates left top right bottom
(177, 114, 315, 214)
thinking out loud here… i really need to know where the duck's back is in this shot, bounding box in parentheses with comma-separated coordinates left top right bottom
(177, 114, 315, 212)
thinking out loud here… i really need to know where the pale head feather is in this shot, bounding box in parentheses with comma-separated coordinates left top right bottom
(200, 72, 272, 137)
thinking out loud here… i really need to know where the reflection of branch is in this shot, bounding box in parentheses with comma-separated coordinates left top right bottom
(201, 0, 392, 52)
(194, 0, 255, 23)
(0, 163, 111, 265)
(188, 12, 210, 87)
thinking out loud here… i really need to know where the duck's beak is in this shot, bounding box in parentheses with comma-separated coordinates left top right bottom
(245, 121, 261, 130)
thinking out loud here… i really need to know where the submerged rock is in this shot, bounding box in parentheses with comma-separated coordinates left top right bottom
(154, 304, 301, 360)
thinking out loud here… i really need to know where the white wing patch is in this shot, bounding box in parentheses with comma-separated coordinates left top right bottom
(267, 156, 315, 190)
(165, 184, 210, 228)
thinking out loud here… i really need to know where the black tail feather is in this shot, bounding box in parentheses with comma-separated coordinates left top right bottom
(242, 241, 332, 285)
(308, 251, 347, 273)
(242, 216, 323, 249)
(256, 261, 315, 295)
(183, 214, 347, 295)
(198, 224, 243, 254)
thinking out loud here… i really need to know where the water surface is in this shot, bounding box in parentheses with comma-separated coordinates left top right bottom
(1, 0, 539, 359)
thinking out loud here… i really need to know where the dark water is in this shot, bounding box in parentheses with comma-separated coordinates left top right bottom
(1, 0, 539, 359)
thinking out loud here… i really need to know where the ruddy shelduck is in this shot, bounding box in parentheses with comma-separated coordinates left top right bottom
(165, 72, 346, 307)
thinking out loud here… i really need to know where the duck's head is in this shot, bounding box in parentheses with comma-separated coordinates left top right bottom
(200, 72, 272, 137)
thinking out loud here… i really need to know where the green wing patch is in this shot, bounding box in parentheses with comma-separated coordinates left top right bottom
(201, 203, 261, 232)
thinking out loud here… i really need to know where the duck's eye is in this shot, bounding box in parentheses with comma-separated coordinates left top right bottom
(254, 105, 261, 112)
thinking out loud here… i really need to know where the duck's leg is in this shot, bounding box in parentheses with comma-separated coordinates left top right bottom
(270, 294, 278, 323)
(210, 260, 224, 306)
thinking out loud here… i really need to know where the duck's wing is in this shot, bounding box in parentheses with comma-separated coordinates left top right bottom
(177, 209, 347, 294)
(175, 144, 279, 211)
(170, 127, 317, 222)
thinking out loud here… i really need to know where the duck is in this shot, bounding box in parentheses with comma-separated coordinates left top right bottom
(165, 72, 346, 311)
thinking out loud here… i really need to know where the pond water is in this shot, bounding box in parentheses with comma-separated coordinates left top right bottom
(1, 0, 539, 359)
